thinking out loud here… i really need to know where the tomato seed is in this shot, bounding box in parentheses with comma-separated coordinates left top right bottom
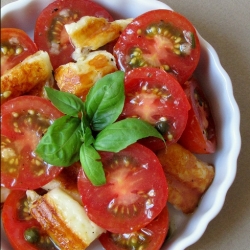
(3, 91, 12, 98)
(9, 158, 15, 164)
(11, 112, 19, 118)
(28, 109, 35, 115)
(9, 168, 17, 173)
(131, 235, 138, 244)
(1, 46, 8, 55)
(175, 37, 182, 43)
(15, 46, 23, 55)
(121, 206, 125, 214)
(174, 43, 181, 49)
(133, 204, 137, 212)
(23, 207, 29, 213)
(167, 134, 173, 141)
(162, 64, 170, 71)
(35, 159, 42, 166)
(14, 127, 21, 133)
(37, 169, 44, 176)
(126, 207, 130, 215)
(113, 205, 118, 213)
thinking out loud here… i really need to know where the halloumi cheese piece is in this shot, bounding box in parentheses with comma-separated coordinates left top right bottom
(42, 162, 82, 205)
(55, 50, 117, 100)
(65, 16, 133, 51)
(27, 188, 105, 250)
(1, 50, 53, 104)
(157, 143, 215, 213)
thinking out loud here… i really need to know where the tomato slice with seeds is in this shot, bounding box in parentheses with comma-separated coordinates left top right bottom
(99, 206, 169, 250)
(1, 96, 63, 190)
(120, 67, 190, 145)
(2, 190, 58, 250)
(178, 78, 216, 153)
(113, 9, 200, 84)
(77, 143, 168, 234)
(34, 0, 114, 69)
(1, 28, 38, 76)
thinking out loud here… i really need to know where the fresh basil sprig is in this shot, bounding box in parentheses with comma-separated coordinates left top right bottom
(36, 71, 164, 186)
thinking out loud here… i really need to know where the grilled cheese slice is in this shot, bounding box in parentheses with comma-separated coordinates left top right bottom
(65, 16, 133, 52)
(27, 188, 105, 250)
(55, 50, 117, 100)
(42, 163, 82, 205)
(157, 143, 215, 213)
(1, 50, 53, 104)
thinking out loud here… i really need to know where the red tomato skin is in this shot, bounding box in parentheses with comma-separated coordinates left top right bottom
(178, 79, 216, 153)
(34, 0, 114, 69)
(78, 143, 168, 234)
(121, 67, 190, 145)
(1, 96, 63, 190)
(1, 28, 38, 76)
(113, 9, 200, 84)
(99, 206, 169, 250)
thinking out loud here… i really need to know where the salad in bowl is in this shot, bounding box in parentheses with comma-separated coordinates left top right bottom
(1, 0, 241, 249)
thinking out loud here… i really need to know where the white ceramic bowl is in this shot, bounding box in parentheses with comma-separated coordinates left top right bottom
(1, 0, 241, 249)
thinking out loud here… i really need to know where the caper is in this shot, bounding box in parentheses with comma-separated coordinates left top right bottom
(24, 227, 40, 243)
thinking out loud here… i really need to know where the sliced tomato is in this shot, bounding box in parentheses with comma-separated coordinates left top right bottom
(113, 9, 200, 84)
(34, 0, 114, 69)
(120, 67, 190, 145)
(1, 28, 38, 76)
(77, 143, 168, 233)
(99, 206, 169, 250)
(1, 96, 63, 190)
(178, 78, 216, 153)
(2, 190, 58, 250)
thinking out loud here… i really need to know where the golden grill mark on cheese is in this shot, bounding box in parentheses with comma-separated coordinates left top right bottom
(157, 143, 215, 213)
(55, 50, 117, 101)
(65, 16, 133, 50)
(27, 188, 105, 250)
(1, 51, 53, 104)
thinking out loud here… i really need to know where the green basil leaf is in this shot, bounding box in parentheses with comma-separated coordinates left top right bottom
(45, 87, 84, 117)
(80, 144, 106, 186)
(36, 115, 83, 166)
(94, 118, 165, 152)
(85, 71, 125, 131)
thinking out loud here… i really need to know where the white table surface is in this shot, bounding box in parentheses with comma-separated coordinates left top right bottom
(1, 0, 250, 249)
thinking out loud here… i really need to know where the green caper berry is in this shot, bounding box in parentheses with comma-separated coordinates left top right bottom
(24, 227, 40, 243)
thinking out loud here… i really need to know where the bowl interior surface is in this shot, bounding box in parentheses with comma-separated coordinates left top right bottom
(1, 0, 241, 249)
